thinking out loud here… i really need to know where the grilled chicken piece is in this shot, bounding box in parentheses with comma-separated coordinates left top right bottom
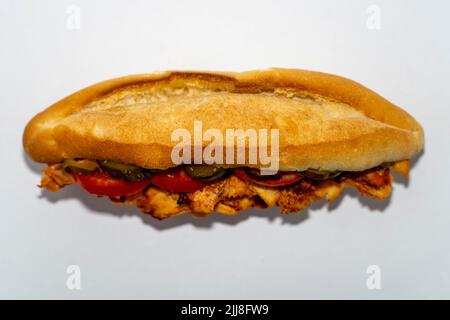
(39, 165, 394, 219)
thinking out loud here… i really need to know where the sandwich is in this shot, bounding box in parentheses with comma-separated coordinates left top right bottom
(23, 68, 424, 220)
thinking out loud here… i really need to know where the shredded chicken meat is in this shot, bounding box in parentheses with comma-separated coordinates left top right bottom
(39, 163, 403, 220)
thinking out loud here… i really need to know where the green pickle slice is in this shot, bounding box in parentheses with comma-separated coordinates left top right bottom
(185, 165, 227, 181)
(62, 159, 98, 175)
(302, 168, 341, 180)
(98, 160, 154, 182)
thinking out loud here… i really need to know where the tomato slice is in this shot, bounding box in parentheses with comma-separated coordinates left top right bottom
(74, 172, 152, 197)
(233, 168, 303, 187)
(152, 167, 209, 193)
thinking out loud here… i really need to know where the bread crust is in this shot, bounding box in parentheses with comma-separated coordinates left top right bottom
(23, 68, 424, 172)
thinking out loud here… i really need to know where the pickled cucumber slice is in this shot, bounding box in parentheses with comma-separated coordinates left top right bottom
(98, 160, 154, 182)
(62, 159, 98, 175)
(302, 169, 341, 180)
(185, 165, 227, 181)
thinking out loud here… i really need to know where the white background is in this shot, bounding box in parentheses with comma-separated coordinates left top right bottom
(1, 0, 449, 299)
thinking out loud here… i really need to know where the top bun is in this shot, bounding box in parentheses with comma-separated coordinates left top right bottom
(23, 68, 424, 172)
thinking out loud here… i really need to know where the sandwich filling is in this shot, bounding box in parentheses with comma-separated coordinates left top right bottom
(39, 159, 409, 219)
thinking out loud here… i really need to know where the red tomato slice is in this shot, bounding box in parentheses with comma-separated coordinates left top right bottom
(233, 168, 303, 187)
(152, 167, 209, 193)
(74, 172, 152, 197)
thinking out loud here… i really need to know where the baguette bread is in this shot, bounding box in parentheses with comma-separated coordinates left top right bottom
(23, 68, 425, 219)
(23, 68, 424, 172)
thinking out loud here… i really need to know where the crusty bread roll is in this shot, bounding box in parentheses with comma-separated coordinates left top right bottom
(23, 68, 424, 171)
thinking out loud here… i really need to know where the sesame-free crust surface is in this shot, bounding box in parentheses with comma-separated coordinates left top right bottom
(23, 68, 424, 172)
